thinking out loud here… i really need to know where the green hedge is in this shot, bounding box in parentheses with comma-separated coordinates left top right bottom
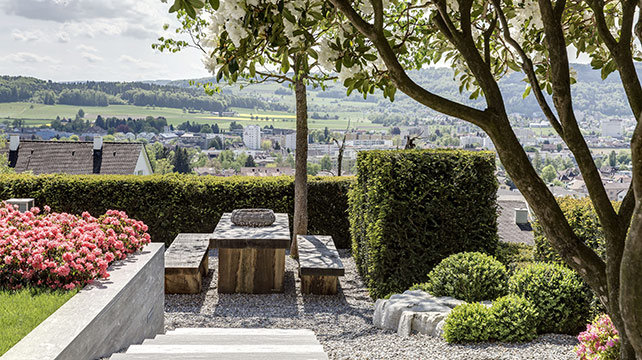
(349, 149, 498, 299)
(0, 174, 354, 248)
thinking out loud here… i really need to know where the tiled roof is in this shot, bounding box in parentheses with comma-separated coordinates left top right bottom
(497, 200, 534, 245)
(4, 140, 143, 175)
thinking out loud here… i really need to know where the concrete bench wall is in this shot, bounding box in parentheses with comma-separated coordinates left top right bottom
(2, 243, 165, 360)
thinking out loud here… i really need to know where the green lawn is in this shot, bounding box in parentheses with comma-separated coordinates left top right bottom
(0, 288, 78, 355)
(0, 102, 383, 131)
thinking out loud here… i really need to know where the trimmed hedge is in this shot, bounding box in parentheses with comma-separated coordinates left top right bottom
(0, 174, 354, 248)
(349, 149, 498, 299)
(443, 302, 491, 343)
(534, 196, 606, 263)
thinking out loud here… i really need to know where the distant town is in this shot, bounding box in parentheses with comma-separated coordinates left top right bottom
(0, 108, 633, 204)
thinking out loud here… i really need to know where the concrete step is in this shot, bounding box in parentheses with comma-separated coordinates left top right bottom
(164, 328, 316, 336)
(110, 327, 328, 360)
(142, 334, 320, 346)
(110, 352, 328, 360)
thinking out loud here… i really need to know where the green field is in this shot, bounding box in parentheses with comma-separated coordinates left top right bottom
(0, 101, 382, 131)
(0, 288, 78, 355)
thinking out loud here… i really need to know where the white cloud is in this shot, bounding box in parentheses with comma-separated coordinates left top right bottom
(2, 0, 122, 22)
(81, 52, 103, 63)
(77, 44, 98, 53)
(2, 52, 60, 64)
(118, 55, 162, 70)
(11, 29, 43, 42)
(56, 31, 70, 43)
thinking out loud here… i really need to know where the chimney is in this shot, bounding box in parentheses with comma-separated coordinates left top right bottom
(9, 135, 19, 151)
(92, 136, 103, 174)
(515, 208, 529, 225)
(93, 136, 103, 151)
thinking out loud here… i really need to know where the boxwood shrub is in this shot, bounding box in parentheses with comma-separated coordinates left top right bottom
(489, 295, 538, 342)
(533, 196, 609, 317)
(509, 262, 591, 334)
(349, 149, 498, 299)
(443, 302, 491, 343)
(443, 295, 538, 344)
(411, 252, 508, 302)
(0, 174, 354, 248)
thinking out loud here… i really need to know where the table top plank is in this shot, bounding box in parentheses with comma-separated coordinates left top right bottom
(212, 213, 290, 249)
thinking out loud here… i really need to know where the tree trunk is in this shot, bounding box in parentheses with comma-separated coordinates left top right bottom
(336, 149, 343, 177)
(290, 72, 308, 258)
(620, 122, 642, 360)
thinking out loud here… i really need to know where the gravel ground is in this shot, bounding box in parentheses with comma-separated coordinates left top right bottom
(165, 249, 578, 360)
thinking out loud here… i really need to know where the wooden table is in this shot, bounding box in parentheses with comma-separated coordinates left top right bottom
(211, 213, 290, 294)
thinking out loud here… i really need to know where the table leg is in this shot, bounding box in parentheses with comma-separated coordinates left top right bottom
(218, 248, 286, 294)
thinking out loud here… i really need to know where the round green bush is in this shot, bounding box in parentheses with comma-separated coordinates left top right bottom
(509, 262, 590, 334)
(419, 252, 508, 302)
(443, 302, 491, 343)
(489, 295, 538, 342)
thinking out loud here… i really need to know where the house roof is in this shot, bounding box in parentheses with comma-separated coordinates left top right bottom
(4, 140, 144, 175)
(497, 200, 534, 245)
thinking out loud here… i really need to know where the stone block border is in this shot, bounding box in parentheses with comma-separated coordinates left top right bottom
(2, 243, 165, 360)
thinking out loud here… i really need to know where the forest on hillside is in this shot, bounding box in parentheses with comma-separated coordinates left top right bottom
(169, 63, 634, 119)
(0, 76, 286, 112)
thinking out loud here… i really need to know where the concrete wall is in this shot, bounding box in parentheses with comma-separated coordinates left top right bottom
(2, 243, 164, 360)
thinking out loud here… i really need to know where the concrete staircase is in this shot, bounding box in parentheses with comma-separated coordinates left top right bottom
(109, 328, 328, 360)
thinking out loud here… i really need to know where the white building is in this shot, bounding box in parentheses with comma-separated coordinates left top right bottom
(284, 132, 296, 151)
(243, 125, 261, 150)
(602, 119, 623, 138)
(460, 135, 484, 147)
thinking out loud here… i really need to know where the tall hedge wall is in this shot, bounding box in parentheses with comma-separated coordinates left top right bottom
(349, 149, 498, 298)
(0, 174, 354, 248)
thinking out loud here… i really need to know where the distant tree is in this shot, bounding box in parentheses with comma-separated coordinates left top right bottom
(541, 165, 557, 183)
(609, 151, 617, 168)
(307, 162, 321, 176)
(320, 155, 332, 171)
(245, 155, 256, 167)
(172, 146, 192, 174)
(212, 123, 220, 134)
(77, 109, 85, 118)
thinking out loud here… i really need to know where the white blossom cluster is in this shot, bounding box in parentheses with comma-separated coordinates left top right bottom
(508, 0, 543, 43)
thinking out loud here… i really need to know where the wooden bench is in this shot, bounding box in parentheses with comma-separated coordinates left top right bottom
(297, 235, 345, 295)
(165, 233, 211, 294)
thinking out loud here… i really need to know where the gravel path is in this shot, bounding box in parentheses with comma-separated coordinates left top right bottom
(165, 249, 578, 359)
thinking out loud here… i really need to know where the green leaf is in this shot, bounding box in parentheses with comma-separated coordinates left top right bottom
(522, 85, 531, 99)
(209, 0, 219, 10)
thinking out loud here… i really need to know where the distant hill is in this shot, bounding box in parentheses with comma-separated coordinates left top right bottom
(2, 63, 636, 119)
(0, 76, 286, 112)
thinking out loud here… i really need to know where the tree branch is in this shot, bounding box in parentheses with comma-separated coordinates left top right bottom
(329, 0, 490, 127)
(492, 0, 564, 135)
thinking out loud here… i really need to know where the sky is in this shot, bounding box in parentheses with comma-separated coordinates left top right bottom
(0, 0, 212, 82)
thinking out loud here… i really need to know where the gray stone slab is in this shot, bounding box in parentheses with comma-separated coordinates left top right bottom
(211, 213, 290, 249)
(143, 334, 320, 346)
(125, 344, 325, 355)
(298, 235, 344, 276)
(167, 328, 316, 336)
(373, 290, 464, 337)
(2, 243, 165, 360)
(110, 352, 328, 360)
(165, 234, 210, 271)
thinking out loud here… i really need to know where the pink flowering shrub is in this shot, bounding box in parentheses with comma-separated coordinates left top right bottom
(576, 314, 620, 360)
(0, 203, 151, 291)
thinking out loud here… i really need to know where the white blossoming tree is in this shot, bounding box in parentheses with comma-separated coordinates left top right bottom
(157, 0, 360, 256)
(308, 0, 641, 357)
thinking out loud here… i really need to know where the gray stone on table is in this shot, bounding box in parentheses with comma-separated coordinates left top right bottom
(211, 213, 290, 249)
(373, 290, 464, 337)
